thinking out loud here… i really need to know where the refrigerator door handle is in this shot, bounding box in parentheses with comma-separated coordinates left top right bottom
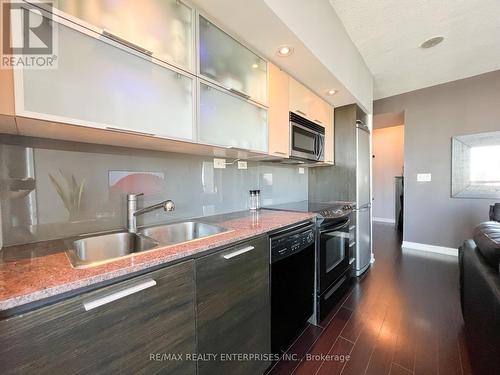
(355, 203, 371, 211)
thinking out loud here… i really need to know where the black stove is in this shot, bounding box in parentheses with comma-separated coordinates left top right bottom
(266, 200, 355, 323)
(265, 200, 354, 222)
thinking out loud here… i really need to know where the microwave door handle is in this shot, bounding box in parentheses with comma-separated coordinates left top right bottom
(316, 135, 323, 160)
(316, 134, 323, 160)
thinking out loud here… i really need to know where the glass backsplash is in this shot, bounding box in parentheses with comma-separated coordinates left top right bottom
(0, 135, 307, 247)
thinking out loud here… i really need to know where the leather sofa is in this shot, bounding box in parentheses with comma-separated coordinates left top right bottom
(459, 221, 500, 374)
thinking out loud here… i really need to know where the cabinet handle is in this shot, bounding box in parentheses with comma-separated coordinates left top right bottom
(102, 30, 153, 57)
(229, 88, 251, 100)
(314, 119, 323, 124)
(273, 151, 288, 155)
(106, 126, 155, 137)
(296, 109, 308, 117)
(83, 279, 157, 311)
(223, 246, 255, 259)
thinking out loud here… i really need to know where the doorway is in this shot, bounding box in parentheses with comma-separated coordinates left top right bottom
(372, 112, 405, 235)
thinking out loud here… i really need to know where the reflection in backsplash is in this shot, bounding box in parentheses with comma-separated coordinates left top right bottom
(0, 135, 308, 247)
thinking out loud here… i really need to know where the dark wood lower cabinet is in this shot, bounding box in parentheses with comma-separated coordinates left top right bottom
(0, 260, 196, 375)
(196, 236, 271, 375)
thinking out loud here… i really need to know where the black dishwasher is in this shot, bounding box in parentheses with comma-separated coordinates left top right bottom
(270, 222, 315, 354)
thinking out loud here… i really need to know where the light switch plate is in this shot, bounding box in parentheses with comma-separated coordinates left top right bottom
(213, 158, 226, 169)
(298, 167, 305, 174)
(237, 161, 247, 170)
(417, 173, 431, 182)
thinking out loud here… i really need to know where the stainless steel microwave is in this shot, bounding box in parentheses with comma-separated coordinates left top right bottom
(290, 112, 325, 162)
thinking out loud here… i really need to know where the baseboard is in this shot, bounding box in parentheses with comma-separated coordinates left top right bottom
(402, 241, 458, 257)
(373, 217, 396, 224)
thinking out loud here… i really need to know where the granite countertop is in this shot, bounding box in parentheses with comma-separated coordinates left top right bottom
(0, 209, 316, 312)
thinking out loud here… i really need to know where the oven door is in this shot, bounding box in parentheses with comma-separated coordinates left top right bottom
(319, 219, 351, 294)
(290, 123, 321, 161)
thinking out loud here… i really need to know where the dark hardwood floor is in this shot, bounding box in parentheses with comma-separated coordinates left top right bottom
(267, 223, 473, 375)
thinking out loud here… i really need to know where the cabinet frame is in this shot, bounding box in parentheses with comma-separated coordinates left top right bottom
(195, 9, 269, 108)
(12, 3, 198, 143)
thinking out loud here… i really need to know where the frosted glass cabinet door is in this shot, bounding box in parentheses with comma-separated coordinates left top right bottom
(56, 0, 194, 71)
(18, 17, 195, 141)
(199, 82, 268, 152)
(199, 16, 268, 105)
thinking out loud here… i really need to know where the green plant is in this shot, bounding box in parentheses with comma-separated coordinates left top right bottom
(49, 170, 85, 221)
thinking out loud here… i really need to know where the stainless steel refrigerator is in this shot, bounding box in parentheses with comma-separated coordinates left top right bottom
(355, 120, 372, 276)
(308, 103, 372, 276)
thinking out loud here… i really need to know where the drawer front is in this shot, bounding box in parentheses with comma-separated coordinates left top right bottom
(196, 236, 270, 375)
(0, 261, 196, 375)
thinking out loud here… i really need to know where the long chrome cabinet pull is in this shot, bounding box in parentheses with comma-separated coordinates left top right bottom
(83, 279, 157, 311)
(229, 88, 251, 100)
(223, 246, 255, 260)
(102, 30, 153, 56)
(296, 109, 308, 117)
(105, 126, 155, 137)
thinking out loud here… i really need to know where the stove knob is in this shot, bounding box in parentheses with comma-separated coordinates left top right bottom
(307, 232, 314, 242)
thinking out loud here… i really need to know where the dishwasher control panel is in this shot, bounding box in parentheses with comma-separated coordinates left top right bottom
(270, 226, 315, 263)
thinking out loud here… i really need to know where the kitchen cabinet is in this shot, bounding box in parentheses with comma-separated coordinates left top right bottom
(289, 77, 331, 126)
(323, 101, 335, 165)
(198, 81, 268, 152)
(198, 15, 268, 105)
(14, 9, 195, 141)
(53, 0, 194, 71)
(196, 236, 271, 375)
(0, 68, 16, 134)
(0, 261, 196, 375)
(268, 63, 290, 157)
(289, 77, 317, 121)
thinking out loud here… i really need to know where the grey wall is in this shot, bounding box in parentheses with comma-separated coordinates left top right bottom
(0, 135, 307, 247)
(374, 70, 500, 248)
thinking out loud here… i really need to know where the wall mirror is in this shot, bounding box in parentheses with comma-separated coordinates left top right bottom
(452, 131, 500, 198)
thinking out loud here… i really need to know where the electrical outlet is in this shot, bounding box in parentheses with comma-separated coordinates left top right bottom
(417, 173, 431, 182)
(298, 167, 305, 174)
(237, 161, 248, 169)
(213, 158, 226, 169)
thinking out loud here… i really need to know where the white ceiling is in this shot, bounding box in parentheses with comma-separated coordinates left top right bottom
(330, 0, 500, 99)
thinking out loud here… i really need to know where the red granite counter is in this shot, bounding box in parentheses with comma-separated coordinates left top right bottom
(0, 210, 315, 312)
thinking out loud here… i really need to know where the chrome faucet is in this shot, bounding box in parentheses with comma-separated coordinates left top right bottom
(127, 193, 175, 233)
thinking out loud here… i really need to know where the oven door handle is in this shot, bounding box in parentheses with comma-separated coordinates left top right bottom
(319, 218, 351, 234)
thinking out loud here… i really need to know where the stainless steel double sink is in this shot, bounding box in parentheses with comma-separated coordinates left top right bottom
(66, 221, 229, 268)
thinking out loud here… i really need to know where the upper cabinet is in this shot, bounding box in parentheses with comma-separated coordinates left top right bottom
(198, 81, 268, 152)
(289, 78, 316, 121)
(15, 10, 195, 141)
(55, 0, 195, 72)
(289, 77, 330, 125)
(268, 64, 289, 158)
(198, 15, 268, 106)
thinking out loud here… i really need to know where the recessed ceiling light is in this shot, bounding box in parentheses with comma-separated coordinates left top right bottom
(252, 63, 259, 69)
(420, 36, 444, 49)
(277, 45, 293, 57)
(327, 89, 337, 96)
